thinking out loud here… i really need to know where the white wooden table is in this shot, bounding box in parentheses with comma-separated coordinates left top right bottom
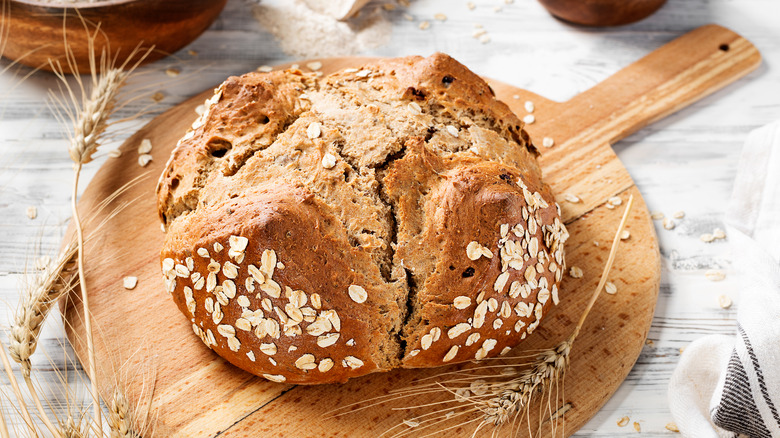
(1, 0, 779, 436)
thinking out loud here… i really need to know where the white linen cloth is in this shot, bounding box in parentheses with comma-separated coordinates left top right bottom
(669, 120, 780, 437)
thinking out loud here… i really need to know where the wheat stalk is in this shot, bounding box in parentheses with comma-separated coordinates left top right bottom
(45, 20, 151, 432)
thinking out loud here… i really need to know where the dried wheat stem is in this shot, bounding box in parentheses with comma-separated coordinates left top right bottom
(0, 398, 10, 438)
(571, 194, 635, 342)
(71, 163, 102, 434)
(0, 339, 37, 436)
(23, 376, 60, 437)
(108, 389, 133, 438)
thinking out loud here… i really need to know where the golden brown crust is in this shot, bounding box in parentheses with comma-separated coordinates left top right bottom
(157, 53, 567, 384)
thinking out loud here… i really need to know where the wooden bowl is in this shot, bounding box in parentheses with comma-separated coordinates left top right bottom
(537, 0, 667, 27)
(3, 0, 228, 74)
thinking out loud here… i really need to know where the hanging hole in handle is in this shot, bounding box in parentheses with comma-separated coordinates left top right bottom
(719, 43, 730, 52)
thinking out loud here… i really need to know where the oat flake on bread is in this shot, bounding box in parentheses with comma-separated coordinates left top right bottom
(156, 54, 568, 384)
(252, 0, 391, 58)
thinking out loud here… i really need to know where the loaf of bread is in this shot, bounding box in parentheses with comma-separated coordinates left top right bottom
(156, 54, 568, 385)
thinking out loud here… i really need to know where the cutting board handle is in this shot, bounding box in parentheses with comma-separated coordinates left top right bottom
(556, 24, 761, 147)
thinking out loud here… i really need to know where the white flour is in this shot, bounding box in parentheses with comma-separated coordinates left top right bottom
(252, 0, 392, 58)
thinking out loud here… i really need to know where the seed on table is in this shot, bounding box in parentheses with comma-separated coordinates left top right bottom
(673, 211, 685, 219)
(26, 206, 37, 220)
(663, 218, 675, 230)
(123, 276, 138, 290)
(542, 137, 554, 148)
(617, 416, 629, 427)
(718, 294, 732, 309)
(605, 281, 617, 295)
(705, 269, 726, 282)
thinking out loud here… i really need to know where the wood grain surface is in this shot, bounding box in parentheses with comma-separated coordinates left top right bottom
(56, 24, 760, 437)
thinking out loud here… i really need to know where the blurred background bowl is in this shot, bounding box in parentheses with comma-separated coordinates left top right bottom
(3, 0, 227, 74)
(537, 0, 667, 27)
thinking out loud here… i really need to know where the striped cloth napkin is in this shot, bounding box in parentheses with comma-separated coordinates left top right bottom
(668, 120, 780, 437)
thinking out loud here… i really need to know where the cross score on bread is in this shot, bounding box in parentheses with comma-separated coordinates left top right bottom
(156, 54, 568, 384)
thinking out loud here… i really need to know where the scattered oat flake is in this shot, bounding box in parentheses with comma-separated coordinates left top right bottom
(617, 416, 630, 427)
(679, 347, 686, 354)
(663, 218, 675, 230)
(493, 6, 502, 12)
(403, 418, 420, 428)
(26, 206, 37, 220)
(382, 3, 396, 11)
(524, 101, 535, 113)
(258, 65, 273, 73)
(713, 228, 726, 239)
(307, 122, 322, 139)
(665, 422, 680, 432)
(569, 266, 583, 278)
(563, 193, 581, 203)
(188, 49, 198, 56)
(138, 154, 153, 167)
(673, 210, 685, 219)
(321, 153, 337, 169)
(434, 13, 447, 21)
(523, 114, 535, 124)
(123, 276, 138, 290)
(108, 149, 122, 158)
(403, 13, 414, 21)
(138, 138, 153, 154)
(306, 61, 322, 71)
(479, 34, 491, 44)
(620, 230, 630, 240)
(700, 233, 715, 243)
(651, 211, 664, 220)
(718, 294, 732, 309)
(472, 28, 487, 38)
(419, 20, 430, 30)
(466, 1, 475, 9)
(633, 422, 641, 432)
(512, 94, 520, 100)
(398, 0, 410, 6)
(165, 67, 180, 77)
(605, 281, 617, 295)
(705, 269, 726, 282)
(151, 92, 165, 102)
(608, 196, 622, 206)
(542, 137, 554, 148)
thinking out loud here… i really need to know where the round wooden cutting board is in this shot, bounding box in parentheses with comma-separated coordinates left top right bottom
(63, 25, 759, 437)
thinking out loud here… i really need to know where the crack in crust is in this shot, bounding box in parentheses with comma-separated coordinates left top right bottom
(156, 53, 567, 385)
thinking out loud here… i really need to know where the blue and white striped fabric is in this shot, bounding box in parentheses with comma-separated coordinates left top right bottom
(669, 120, 780, 437)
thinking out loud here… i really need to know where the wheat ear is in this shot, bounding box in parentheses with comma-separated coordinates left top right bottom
(10, 243, 78, 376)
(8, 242, 78, 436)
(481, 195, 635, 428)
